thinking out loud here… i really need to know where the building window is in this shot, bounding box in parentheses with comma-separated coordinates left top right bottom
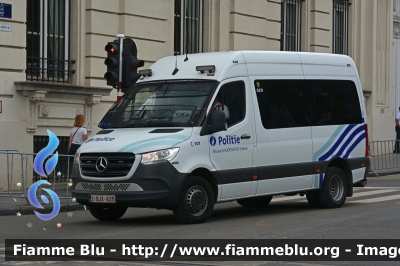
(394, 0, 400, 19)
(333, 0, 349, 54)
(26, 0, 74, 83)
(281, 0, 302, 51)
(174, 0, 203, 55)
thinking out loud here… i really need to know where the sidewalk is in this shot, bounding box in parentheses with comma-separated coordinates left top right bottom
(0, 182, 85, 216)
(368, 168, 400, 177)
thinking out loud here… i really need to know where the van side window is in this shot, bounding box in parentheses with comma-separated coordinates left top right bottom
(219, 81, 246, 127)
(254, 80, 362, 129)
(255, 80, 310, 129)
(310, 80, 362, 126)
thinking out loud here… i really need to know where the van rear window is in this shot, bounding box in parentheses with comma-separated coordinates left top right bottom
(254, 80, 363, 129)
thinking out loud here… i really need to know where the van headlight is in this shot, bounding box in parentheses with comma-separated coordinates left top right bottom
(141, 148, 179, 165)
(74, 150, 80, 163)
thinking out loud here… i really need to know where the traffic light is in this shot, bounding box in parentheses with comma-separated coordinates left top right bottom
(122, 38, 144, 93)
(104, 41, 120, 86)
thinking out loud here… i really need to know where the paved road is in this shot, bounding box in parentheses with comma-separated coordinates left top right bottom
(1, 176, 400, 266)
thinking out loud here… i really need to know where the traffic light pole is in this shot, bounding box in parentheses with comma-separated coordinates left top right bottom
(117, 34, 125, 102)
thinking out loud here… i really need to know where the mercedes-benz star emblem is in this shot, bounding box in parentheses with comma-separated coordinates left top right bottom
(96, 157, 108, 172)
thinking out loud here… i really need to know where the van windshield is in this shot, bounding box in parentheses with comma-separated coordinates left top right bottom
(99, 80, 216, 128)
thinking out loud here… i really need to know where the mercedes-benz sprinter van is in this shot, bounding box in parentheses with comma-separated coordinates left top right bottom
(71, 51, 370, 224)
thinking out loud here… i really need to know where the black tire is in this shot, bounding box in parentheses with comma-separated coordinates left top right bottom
(88, 206, 127, 221)
(307, 168, 348, 208)
(173, 176, 214, 224)
(306, 190, 322, 208)
(237, 196, 273, 208)
(318, 167, 347, 208)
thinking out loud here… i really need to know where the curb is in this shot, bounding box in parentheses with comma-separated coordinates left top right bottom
(368, 170, 400, 177)
(0, 203, 85, 216)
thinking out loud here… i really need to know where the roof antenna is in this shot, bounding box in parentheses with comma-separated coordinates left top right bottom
(184, 46, 189, 62)
(172, 52, 179, 75)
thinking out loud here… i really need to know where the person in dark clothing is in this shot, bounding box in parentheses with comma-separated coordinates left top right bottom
(395, 107, 400, 153)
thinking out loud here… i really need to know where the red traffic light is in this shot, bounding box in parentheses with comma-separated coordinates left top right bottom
(105, 43, 118, 54)
(105, 41, 120, 86)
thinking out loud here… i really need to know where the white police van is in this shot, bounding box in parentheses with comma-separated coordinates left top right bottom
(71, 51, 370, 224)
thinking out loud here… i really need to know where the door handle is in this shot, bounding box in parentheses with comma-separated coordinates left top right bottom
(241, 134, 251, 140)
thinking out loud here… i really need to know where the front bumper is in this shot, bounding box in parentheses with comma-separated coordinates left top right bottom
(71, 161, 187, 209)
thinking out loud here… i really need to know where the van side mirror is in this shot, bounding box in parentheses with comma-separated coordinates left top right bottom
(200, 110, 227, 135)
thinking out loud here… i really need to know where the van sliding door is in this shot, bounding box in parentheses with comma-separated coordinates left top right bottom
(252, 79, 314, 195)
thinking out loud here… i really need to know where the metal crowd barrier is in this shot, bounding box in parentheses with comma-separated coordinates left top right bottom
(368, 140, 400, 175)
(0, 150, 73, 199)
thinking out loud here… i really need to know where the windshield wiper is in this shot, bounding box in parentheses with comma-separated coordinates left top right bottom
(128, 109, 147, 126)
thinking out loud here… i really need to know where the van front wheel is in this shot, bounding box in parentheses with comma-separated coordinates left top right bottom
(173, 176, 214, 224)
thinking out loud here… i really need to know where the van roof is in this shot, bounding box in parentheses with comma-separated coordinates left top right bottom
(137, 51, 355, 83)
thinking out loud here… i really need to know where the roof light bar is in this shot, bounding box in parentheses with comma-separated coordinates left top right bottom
(139, 69, 153, 77)
(196, 65, 216, 74)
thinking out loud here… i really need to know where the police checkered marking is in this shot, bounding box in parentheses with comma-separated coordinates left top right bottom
(104, 183, 130, 191)
(75, 182, 143, 192)
(81, 183, 101, 191)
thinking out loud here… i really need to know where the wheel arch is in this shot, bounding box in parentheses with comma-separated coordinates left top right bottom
(189, 168, 219, 203)
(327, 158, 353, 197)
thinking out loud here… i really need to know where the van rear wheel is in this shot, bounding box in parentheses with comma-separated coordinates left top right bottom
(319, 167, 347, 208)
(306, 167, 347, 208)
(88, 206, 127, 221)
(173, 176, 214, 224)
(237, 196, 273, 207)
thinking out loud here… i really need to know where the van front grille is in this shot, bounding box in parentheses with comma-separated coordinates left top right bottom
(80, 153, 135, 177)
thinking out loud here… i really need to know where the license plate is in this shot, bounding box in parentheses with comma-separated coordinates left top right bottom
(90, 195, 116, 203)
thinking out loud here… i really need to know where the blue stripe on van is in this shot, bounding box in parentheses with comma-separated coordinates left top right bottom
(318, 124, 357, 161)
(118, 134, 189, 152)
(122, 140, 186, 152)
(321, 125, 364, 160)
(343, 133, 366, 158)
(313, 125, 345, 161)
(319, 173, 323, 188)
(314, 124, 366, 188)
